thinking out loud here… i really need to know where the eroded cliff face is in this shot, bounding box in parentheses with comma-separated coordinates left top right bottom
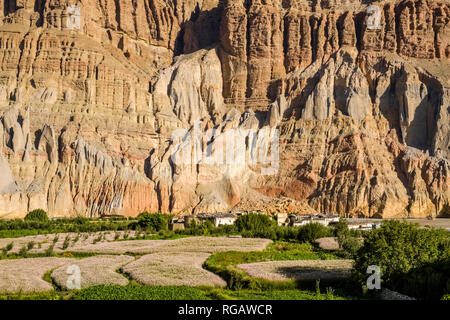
(0, 0, 448, 218)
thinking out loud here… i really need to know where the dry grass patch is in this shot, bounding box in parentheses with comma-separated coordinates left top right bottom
(70, 240, 170, 254)
(149, 237, 272, 254)
(314, 237, 341, 251)
(70, 237, 271, 255)
(0, 234, 53, 254)
(237, 260, 354, 281)
(0, 257, 76, 294)
(0, 231, 136, 255)
(51, 255, 135, 289)
(122, 252, 227, 287)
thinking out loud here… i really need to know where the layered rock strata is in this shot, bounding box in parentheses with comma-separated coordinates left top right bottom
(0, 0, 448, 218)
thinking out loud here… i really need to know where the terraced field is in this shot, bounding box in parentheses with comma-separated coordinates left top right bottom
(0, 257, 76, 294)
(51, 255, 135, 289)
(69, 236, 271, 255)
(0, 233, 357, 300)
(122, 252, 227, 287)
(237, 260, 354, 281)
(0, 234, 272, 294)
(0, 231, 137, 255)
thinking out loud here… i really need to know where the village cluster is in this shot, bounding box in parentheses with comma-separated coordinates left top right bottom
(169, 212, 381, 231)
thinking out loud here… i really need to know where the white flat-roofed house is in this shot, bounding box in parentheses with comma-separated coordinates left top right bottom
(213, 213, 236, 227)
(187, 213, 237, 227)
(289, 214, 340, 227)
(348, 223, 373, 230)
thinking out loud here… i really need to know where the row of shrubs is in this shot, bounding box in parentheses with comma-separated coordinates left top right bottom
(0, 210, 130, 235)
(221, 212, 361, 247)
(4, 210, 360, 245)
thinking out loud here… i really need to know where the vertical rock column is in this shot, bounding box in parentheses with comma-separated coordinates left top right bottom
(284, 5, 312, 73)
(339, 11, 356, 47)
(397, 0, 436, 59)
(219, 0, 248, 109)
(383, 3, 397, 52)
(433, 2, 449, 59)
(246, 0, 285, 107)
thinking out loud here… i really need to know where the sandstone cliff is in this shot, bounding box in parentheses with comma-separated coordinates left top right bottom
(0, 0, 448, 218)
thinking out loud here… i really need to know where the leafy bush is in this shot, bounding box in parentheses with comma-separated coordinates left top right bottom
(235, 213, 276, 238)
(62, 235, 71, 250)
(73, 216, 89, 224)
(341, 237, 362, 256)
(273, 226, 299, 242)
(333, 218, 350, 246)
(182, 219, 214, 236)
(211, 224, 238, 236)
(136, 212, 170, 232)
(354, 220, 450, 299)
(45, 244, 55, 257)
(331, 218, 362, 255)
(297, 223, 332, 243)
(27, 241, 35, 251)
(73, 285, 210, 300)
(24, 209, 49, 222)
(1, 242, 13, 254)
(18, 246, 28, 257)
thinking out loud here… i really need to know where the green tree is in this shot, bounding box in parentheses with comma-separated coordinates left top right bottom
(334, 218, 350, 246)
(341, 237, 362, 256)
(297, 223, 331, 243)
(235, 213, 276, 238)
(333, 218, 362, 255)
(24, 209, 49, 222)
(354, 220, 450, 299)
(137, 212, 169, 232)
(74, 216, 89, 224)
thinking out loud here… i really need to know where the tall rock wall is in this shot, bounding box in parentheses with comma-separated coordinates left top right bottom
(219, 0, 450, 110)
(0, 0, 448, 218)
